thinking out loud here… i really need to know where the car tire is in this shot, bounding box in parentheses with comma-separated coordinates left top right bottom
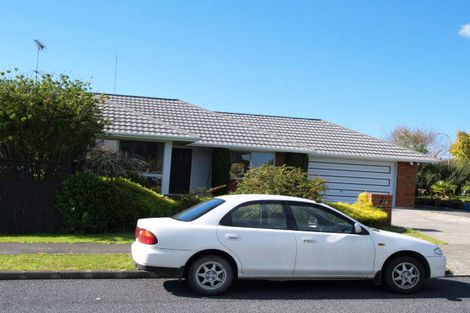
(187, 255, 234, 296)
(384, 256, 425, 293)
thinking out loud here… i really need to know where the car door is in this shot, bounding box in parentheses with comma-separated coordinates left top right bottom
(217, 201, 296, 275)
(288, 202, 375, 276)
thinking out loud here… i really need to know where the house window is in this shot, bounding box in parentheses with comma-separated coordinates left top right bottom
(230, 151, 275, 179)
(119, 140, 164, 174)
(251, 152, 275, 168)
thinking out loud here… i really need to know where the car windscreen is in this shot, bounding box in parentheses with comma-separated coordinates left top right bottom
(172, 198, 226, 222)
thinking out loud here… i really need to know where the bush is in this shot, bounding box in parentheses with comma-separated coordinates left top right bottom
(356, 192, 373, 206)
(327, 202, 388, 228)
(431, 180, 457, 198)
(417, 162, 470, 195)
(233, 164, 327, 201)
(57, 173, 177, 233)
(84, 147, 147, 177)
(463, 184, 470, 195)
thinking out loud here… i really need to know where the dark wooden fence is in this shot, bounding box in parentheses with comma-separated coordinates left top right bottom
(0, 161, 73, 234)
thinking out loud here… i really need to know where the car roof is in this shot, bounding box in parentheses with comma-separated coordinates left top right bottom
(215, 194, 317, 203)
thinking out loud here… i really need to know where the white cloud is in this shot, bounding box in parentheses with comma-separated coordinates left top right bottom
(458, 23, 470, 39)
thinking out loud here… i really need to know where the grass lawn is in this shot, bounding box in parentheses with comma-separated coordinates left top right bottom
(0, 254, 135, 271)
(381, 225, 446, 245)
(0, 233, 134, 244)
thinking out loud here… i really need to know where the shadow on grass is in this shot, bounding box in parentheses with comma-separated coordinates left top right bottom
(163, 278, 470, 301)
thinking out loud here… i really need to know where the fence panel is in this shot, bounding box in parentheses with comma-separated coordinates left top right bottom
(0, 161, 72, 234)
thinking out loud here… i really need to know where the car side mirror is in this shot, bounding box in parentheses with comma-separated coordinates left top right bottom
(354, 222, 362, 234)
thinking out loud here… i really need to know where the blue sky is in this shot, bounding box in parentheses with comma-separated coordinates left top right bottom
(1, 1, 469, 143)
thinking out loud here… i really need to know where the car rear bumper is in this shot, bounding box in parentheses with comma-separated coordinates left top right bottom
(135, 263, 184, 277)
(131, 241, 192, 269)
(426, 255, 447, 278)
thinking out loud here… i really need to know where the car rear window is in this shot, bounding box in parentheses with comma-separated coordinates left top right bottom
(172, 198, 226, 222)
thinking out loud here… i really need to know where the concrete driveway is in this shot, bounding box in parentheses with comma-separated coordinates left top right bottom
(393, 208, 470, 275)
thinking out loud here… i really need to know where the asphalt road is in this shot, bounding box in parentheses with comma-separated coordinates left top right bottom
(393, 208, 470, 275)
(1, 277, 469, 313)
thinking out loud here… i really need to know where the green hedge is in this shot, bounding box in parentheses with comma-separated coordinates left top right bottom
(57, 173, 178, 233)
(415, 197, 467, 210)
(327, 202, 388, 228)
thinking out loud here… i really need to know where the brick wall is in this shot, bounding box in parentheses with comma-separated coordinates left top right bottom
(367, 193, 393, 226)
(395, 162, 418, 208)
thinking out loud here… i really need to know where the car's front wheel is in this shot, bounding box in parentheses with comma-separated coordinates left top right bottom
(187, 255, 234, 296)
(384, 256, 425, 293)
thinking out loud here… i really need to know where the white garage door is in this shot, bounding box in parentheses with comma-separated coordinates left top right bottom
(308, 157, 396, 203)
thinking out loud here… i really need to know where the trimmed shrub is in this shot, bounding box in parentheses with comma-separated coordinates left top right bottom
(57, 173, 176, 233)
(233, 164, 327, 201)
(327, 202, 388, 228)
(356, 192, 373, 206)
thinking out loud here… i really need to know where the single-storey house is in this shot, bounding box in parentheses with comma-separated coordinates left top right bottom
(98, 94, 436, 207)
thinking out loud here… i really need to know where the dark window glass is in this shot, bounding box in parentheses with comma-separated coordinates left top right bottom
(173, 199, 225, 222)
(290, 204, 353, 233)
(119, 140, 164, 173)
(230, 151, 251, 179)
(228, 202, 287, 229)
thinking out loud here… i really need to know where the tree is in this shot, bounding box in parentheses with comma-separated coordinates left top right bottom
(0, 70, 106, 161)
(388, 126, 437, 154)
(451, 131, 470, 163)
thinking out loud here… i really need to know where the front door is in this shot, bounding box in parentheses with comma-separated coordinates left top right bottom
(288, 202, 375, 276)
(169, 148, 192, 194)
(217, 201, 296, 275)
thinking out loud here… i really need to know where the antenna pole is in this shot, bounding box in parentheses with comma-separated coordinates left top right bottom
(113, 54, 118, 93)
(33, 39, 45, 83)
(35, 46, 40, 83)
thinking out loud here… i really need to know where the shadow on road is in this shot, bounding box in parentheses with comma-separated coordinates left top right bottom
(163, 278, 470, 301)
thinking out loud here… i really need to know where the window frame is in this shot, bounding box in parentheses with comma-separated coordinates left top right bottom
(219, 200, 294, 231)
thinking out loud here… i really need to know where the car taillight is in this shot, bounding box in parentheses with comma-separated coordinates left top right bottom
(135, 227, 158, 245)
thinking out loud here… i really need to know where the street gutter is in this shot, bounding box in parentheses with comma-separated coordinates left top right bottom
(0, 271, 468, 280)
(0, 271, 172, 280)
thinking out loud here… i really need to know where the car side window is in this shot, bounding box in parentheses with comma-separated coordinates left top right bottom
(289, 203, 353, 233)
(226, 202, 288, 230)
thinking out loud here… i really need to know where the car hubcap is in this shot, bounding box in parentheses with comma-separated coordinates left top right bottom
(195, 261, 227, 290)
(392, 262, 420, 289)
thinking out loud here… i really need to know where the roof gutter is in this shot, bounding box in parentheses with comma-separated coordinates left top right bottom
(190, 143, 438, 163)
(308, 151, 439, 164)
(101, 132, 199, 143)
(187, 142, 314, 154)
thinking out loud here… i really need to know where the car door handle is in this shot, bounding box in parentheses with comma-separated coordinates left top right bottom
(301, 237, 316, 243)
(225, 233, 240, 240)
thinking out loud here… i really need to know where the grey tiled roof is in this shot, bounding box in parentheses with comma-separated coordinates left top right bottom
(102, 95, 309, 152)
(101, 98, 197, 140)
(100, 94, 435, 162)
(219, 112, 436, 162)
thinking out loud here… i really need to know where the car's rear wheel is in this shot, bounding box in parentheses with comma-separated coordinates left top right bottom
(384, 256, 425, 293)
(187, 255, 234, 296)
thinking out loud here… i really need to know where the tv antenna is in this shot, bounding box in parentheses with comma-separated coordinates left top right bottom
(33, 39, 46, 82)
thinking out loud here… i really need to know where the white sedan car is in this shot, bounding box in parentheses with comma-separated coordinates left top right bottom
(132, 194, 446, 295)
